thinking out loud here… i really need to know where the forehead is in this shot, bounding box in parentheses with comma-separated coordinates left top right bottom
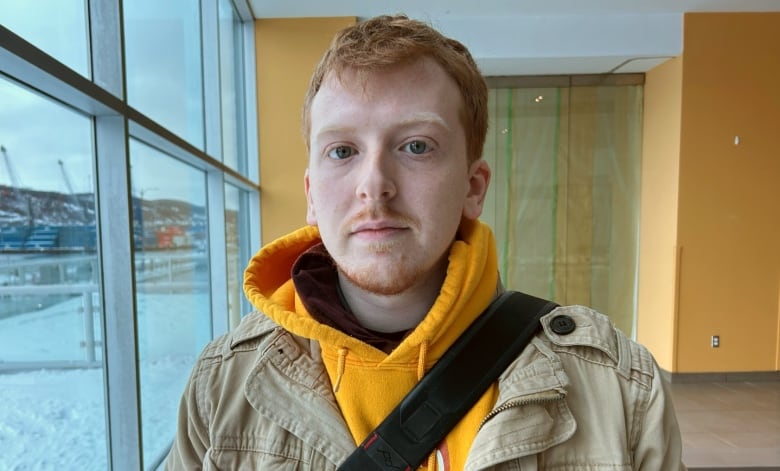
(309, 58, 463, 128)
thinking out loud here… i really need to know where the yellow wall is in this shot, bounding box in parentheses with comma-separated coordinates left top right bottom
(637, 57, 683, 371)
(255, 17, 356, 244)
(639, 13, 780, 373)
(675, 13, 780, 372)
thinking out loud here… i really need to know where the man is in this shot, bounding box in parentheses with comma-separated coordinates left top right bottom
(166, 14, 685, 470)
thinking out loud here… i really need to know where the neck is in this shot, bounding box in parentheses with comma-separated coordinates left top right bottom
(337, 261, 447, 333)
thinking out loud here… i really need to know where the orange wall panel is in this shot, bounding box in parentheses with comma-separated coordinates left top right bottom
(637, 56, 683, 371)
(676, 13, 780, 372)
(255, 17, 356, 244)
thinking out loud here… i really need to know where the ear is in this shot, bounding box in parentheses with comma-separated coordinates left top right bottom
(304, 169, 318, 226)
(462, 159, 491, 220)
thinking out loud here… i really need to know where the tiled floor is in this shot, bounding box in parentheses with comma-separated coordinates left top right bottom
(670, 380, 780, 470)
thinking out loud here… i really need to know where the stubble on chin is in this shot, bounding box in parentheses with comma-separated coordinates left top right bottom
(336, 205, 424, 295)
(340, 254, 423, 296)
(339, 236, 425, 296)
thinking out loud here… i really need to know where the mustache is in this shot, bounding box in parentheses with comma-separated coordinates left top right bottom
(346, 205, 415, 229)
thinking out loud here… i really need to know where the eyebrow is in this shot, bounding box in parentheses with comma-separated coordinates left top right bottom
(314, 112, 452, 140)
(397, 112, 452, 131)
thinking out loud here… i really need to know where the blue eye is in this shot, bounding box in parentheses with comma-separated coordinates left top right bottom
(327, 145, 355, 160)
(404, 140, 429, 155)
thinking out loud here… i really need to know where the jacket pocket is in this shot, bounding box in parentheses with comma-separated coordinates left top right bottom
(205, 443, 337, 470)
(479, 456, 633, 470)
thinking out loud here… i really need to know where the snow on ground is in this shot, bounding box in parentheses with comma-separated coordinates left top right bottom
(1, 367, 109, 471)
(0, 292, 210, 470)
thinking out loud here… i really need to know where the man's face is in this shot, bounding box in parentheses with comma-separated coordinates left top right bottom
(305, 58, 490, 296)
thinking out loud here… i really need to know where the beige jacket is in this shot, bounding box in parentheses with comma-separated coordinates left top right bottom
(165, 304, 685, 470)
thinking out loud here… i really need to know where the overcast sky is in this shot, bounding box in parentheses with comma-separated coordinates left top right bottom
(0, 0, 210, 204)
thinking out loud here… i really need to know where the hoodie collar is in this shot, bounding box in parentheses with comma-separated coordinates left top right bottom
(291, 243, 410, 353)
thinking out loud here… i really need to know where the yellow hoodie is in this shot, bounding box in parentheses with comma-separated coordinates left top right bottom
(243, 219, 500, 470)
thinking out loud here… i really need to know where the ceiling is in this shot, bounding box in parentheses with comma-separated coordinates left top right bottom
(247, 0, 780, 76)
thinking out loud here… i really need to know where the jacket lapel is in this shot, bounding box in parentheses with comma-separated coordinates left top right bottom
(243, 331, 355, 466)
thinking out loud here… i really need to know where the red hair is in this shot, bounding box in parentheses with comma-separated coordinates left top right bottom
(302, 15, 488, 164)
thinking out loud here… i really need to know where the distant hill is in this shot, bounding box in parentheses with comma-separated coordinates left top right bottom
(0, 185, 205, 228)
(0, 185, 208, 251)
(0, 185, 95, 226)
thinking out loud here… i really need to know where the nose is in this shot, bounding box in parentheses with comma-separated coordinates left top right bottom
(355, 149, 397, 202)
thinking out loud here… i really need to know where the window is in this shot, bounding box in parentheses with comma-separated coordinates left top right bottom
(224, 183, 252, 327)
(0, 1, 259, 469)
(124, 0, 205, 149)
(219, 0, 247, 173)
(0, 1, 90, 77)
(130, 140, 212, 464)
(0, 76, 107, 469)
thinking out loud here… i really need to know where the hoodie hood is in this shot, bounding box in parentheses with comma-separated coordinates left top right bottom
(243, 219, 500, 467)
(243, 219, 499, 364)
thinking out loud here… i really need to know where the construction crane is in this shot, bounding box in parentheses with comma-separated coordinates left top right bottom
(58, 158, 92, 223)
(0, 144, 22, 188)
(58, 159, 75, 194)
(0, 145, 33, 229)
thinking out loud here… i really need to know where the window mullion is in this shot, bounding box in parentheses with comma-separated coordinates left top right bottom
(242, 19, 260, 187)
(207, 170, 229, 337)
(95, 115, 141, 471)
(203, 0, 229, 339)
(89, 1, 143, 470)
(202, 0, 222, 159)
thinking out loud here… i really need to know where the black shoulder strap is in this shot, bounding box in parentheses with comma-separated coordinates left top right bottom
(337, 290, 559, 471)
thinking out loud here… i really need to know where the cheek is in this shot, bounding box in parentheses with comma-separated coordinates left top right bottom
(415, 177, 467, 222)
(307, 184, 341, 227)
(306, 177, 335, 226)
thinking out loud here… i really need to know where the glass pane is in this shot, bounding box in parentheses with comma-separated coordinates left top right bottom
(218, 0, 246, 174)
(129, 140, 211, 466)
(0, 1, 90, 77)
(0, 77, 106, 469)
(124, 1, 204, 149)
(224, 183, 250, 328)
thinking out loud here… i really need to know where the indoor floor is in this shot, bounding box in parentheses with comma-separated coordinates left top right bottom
(670, 379, 780, 470)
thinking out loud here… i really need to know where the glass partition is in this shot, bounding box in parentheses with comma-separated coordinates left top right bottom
(483, 83, 643, 337)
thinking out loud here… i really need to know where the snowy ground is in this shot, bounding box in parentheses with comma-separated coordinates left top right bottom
(0, 292, 209, 470)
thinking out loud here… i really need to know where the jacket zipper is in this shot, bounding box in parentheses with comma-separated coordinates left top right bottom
(479, 389, 566, 430)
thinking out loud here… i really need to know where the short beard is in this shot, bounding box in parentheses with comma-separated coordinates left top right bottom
(337, 205, 425, 295)
(339, 255, 424, 296)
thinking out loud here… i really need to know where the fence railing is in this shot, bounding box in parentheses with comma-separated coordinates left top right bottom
(0, 251, 208, 373)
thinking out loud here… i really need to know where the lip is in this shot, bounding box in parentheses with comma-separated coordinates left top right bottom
(350, 220, 409, 240)
(351, 220, 407, 233)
